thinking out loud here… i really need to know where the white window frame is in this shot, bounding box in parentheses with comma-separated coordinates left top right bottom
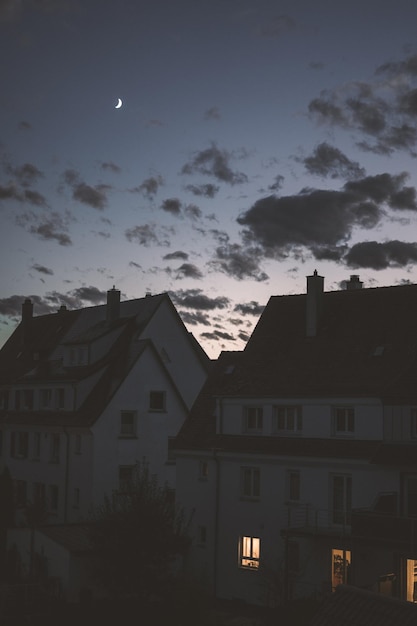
(332, 407, 355, 436)
(120, 410, 136, 437)
(239, 536, 260, 570)
(243, 406, 263, 434)
(273, 406, 302, 434)
(241, 467, 260, 500)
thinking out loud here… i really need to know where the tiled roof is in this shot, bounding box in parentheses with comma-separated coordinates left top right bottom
(309, 585, 417, 626)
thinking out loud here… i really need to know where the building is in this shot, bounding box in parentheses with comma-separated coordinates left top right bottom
(0, 288, 210, 526)
(174, 274, 417, 607)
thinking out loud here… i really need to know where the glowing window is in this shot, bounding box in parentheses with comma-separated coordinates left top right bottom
(240, 536, 260, 569)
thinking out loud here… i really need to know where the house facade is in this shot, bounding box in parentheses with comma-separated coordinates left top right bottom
(0, 288, 210, 526)
(174, 274, 417, 606)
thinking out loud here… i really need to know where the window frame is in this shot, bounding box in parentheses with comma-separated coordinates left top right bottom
(243, 406, 263, 434)
(331, 473, 352, 525)
(240, 466, 261, 500)
(120, 410, 137, 437)
(149, 390, 166, 412)
(49, 433, 60, 463)
(332, 406, 355, 436)
(239, 536, 261, 570)
(273, 406, 302, 434)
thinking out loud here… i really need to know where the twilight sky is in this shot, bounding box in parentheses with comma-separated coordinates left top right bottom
(1, 0, 417, 358)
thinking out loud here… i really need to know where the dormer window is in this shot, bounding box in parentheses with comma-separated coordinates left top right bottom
(40, 389, 52, 409)
(68, 346, 88, 366)
(243, 407, 263, 434)
(333, 407, 355, 436)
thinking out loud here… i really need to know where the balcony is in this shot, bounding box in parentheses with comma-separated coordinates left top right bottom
(282, 504, 352, 538)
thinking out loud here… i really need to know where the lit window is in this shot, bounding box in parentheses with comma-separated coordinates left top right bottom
(149, 391, 166, 411)
(241, 467, 260, 499)
(273, 406, 302, 434)
(332, 549, 351, 590)
(243, 407, 263, 433)
(239, 536, 260, 569)
(333, 407, 354, 435)
(120, 411, 136, 436)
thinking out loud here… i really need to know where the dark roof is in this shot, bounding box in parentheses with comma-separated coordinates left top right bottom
(39, 523, 93, 554)
(370, 443, 417, 467)
(175, 283, 417, 454)
(309, 585, 417, 626)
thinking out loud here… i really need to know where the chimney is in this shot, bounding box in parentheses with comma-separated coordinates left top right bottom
(21, 298, 33, 346)
(306, 271, 324, 337)
(106, 286, 120, 323)
(346, 274, 363, 290)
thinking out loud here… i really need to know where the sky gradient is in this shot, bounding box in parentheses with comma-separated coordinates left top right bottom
(1, 0, 417, 358)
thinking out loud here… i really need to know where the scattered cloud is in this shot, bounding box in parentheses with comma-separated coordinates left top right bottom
(200, 329, 236, 342)
(16, 210, 72, 246)
(233, 301, 265, 316)
(345, 240, 417, 269)
(179, 310, 211, 326)
(131, 175, 164, 199)
(301, 142, 366, 179)
(209, 243, 269, 281)
(31, 263, 54, 276)
(163, 251, 188, 261)
(184, 183, 219, 198)
(62, 169, 110, 210)
(125, 223, 172, 247)
(203, 106, 221, 121)
(184, 204, 202, 220)
(100, 161, 121, 174)
(174, 263, 203, 279)
(161, 197, 182, 216)
(181, 142, 248, 185)
(170, 288, 230, 310)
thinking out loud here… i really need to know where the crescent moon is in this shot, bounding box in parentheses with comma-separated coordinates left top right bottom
(115, 98, 123, 109)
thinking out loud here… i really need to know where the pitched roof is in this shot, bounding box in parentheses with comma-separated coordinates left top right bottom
(175, 282, 417, 454)
(309, 585, 417, 626)
(39, 523, 94, 554)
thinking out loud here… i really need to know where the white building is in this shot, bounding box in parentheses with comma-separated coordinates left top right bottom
(0, 288, 210, 525)
(174, 274, 417, 606)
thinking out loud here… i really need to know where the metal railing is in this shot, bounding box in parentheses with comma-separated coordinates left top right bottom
(284, 504, 351, 536)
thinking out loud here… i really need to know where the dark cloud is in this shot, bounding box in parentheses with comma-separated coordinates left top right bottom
(179, 310, 211, 326)
(6, 162, 44, 186)
(169, 288, 230, 310)
(62, 169, 109, 210)
(69, 286, 107, 304)
(129, 261, 142, 269)
(163, 251, 189, 261)
(257, 14, 295, 38)
(309, 61, 325, 70)
(268, 174, 285, 191)
(200, 329, 236, 342)
(131, 175, 164, 199)
(233, 301, 265, 316)
(308, 53, 417, 156)
(302, 143, 365, 179)
(125, 223, 172, 247)
(203, 106, 221, 121)
(24, 189, 48, 207)
(237, 172, 416, 258)
(0, 183, 20, 201)
(31, 264, 54, 276)
(345, 240, 417, 269)
(100, 161, 121, 174)
(16, 211, 72, 246)
(185, 183, 219, 198)
(174, 263, 203, 280)
(18, 121, 32, 131)
(181, 142, 248, 185)
(0, 295, 55, 317)
(161, 197, 182, 216)
(209, 243, 269, 281)
(184, 204, 202, 220)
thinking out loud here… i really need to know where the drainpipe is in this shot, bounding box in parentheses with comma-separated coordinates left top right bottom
(213, 448, 220, 599)
(63, 427, 70, 523)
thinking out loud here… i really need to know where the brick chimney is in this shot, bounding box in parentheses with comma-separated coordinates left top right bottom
(106, 286, 120, 323)
(306, 271, 324, 337)
(21, 298, 33, 346)
(346, 274, 363, 290)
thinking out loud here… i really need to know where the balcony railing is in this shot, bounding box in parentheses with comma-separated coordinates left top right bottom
(283, 504, 351, 537)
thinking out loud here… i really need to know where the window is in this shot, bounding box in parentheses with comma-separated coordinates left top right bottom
(286, 470, 300, 502)
(411, 408, 417, 439)
(56, 388, 65, 409)
(239, 536, 260, 569)
(0, 389, 9, 410)
(50, 433, 60, 463)
(331, 474, 352, 525)
(74, 433, 82, 454)
(273, 406, 302, 434)
(243, 407, 263, 433)
(331, 549, 351, 590)
(33, 482, 46, 508)
(33, 432, 41, 459)
(149, 391, 166, 411)
(22, 390, 34, 410)
(49, 485, 59, 512)
(241, 467, 260, 499)
(73, 487, 80, 508)
(11, 432, 28, 458)
(15, 390, 20, 410)
(40, 389, 52, 408)
(406, 559, 417, 603)
(119, 465, 135, 492)
(333, 407, 354, 435)
(199, 460, 209, 480)
(14, 480, 27, 507)
(120, 411, 136, 436)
